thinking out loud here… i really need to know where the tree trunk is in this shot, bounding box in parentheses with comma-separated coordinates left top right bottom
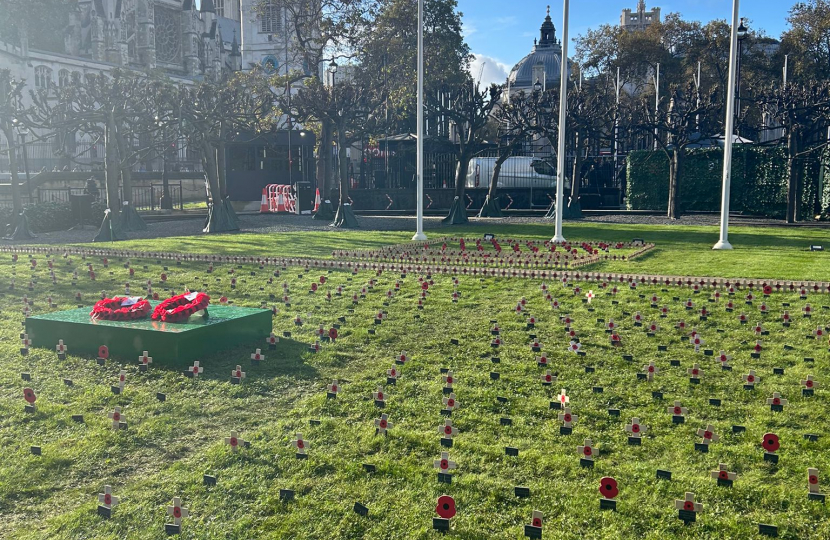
(1, 123, 34, 239)
(114, 126, 147, 231)
(478, 152, 507, 218)
(443, 148, 471, 225)
(313, 119, 335, 220)
(1, 124, 22, 214)
(564, 134, 584, 219)
(667, 149, 682, 220)
(332, 128, 358, 228)
(202, 140, 238, 233)
(216, 140, 239, 228)
(93, 121, 126, 241)
(786, 132, 800, 223)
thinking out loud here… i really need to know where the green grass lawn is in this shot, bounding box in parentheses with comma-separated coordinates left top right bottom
(78, 220, 830, 281)
(0, 230, 828, 539)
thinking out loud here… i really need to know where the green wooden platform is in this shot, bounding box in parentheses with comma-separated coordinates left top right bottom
(25, 304, 272, 366)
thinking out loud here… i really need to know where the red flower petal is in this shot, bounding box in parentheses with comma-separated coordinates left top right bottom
(435, 496, 456, 519)
(599, 477, 618, 499)
(762, 433, 780, 452)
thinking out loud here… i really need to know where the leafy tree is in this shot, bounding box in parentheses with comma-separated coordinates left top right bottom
(781, 0, 830, 82)
(358, 0, 471, 133)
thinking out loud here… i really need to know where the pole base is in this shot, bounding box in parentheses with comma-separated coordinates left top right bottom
(412, 231, 427, 241)
(552, 235, 566, 243)
(712, 240, 733, 250)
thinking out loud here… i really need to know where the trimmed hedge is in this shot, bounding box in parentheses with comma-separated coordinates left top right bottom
(626, 146, 828, 219)
(1, 201, 106, 235)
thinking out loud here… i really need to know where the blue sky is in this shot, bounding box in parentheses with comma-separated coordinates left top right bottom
(460, 0, 796, 85)
(197, 1, 796, 85)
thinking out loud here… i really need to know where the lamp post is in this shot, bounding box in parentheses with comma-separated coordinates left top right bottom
(713, 0, 741, 250)
(412, 0, 426, 241)
(735, 18, 748, 134)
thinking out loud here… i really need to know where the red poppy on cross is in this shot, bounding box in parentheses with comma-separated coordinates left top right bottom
(767, 392, 788, 408)
(625, 418, 646, 438)
(189, 361, 204, 377)
(439, 419, 458, 439)
(434, 451, 457, 472)
(711, 463, 737, 483)
(108, 406, 123, 429)
(668, 400, 687, 417)
(167, 497, 189, 526)
(225, 430, 247, 452)
(98, 485, 119, 510)
(643, 361, 659, 381)
(743, 370, 758, 387)
(808, 468, 821, 494)
(292, 433, 308, 454)
(578, 438, 595, 460)
(675, 492, 703, 514)
(559, 407, 578, 428)
(375, 413, 392, 435)
(696, 424, 719, 445)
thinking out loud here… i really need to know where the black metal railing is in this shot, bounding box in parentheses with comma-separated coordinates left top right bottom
(37, 183, 183, 211)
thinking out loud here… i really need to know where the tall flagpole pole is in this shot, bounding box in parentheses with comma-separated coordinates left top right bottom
(552, 0, 569, 243)
(713, 0, 740, 250)
(412, 0, 427, 241)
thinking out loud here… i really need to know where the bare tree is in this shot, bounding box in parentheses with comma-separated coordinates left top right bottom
(0, 69, 33, 238)
(627, 82, 722, 219)
(754, 82, 830, 222)
(428, 81, 501, 224)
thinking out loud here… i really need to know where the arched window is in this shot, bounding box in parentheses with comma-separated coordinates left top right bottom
(59, 69, 71, 87)
(34, 66, 53, 89)
(260, 1, 282, 34)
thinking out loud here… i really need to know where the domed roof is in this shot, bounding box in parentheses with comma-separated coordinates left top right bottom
(508, 7, 571, 90)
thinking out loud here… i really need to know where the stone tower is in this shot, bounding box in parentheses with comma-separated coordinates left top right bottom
(620, 1, 661, 32)
(137, 0, 156, 69)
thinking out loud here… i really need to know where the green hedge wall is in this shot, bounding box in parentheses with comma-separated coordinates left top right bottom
(626, 146, 827, 219)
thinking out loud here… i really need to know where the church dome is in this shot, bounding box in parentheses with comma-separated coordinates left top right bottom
(508, 7, 571, 90)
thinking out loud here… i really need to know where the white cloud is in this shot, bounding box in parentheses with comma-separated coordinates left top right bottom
(469, 53, 512, 87)
(462, 21, 478, 39)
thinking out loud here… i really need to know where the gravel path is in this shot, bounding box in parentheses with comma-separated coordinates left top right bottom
(1, 212, 823, 246)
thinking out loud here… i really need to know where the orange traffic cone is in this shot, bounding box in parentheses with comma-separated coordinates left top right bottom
(276, 192, 286, 213)
(260, 188, 269, 213)
(313, 188, 321, 213)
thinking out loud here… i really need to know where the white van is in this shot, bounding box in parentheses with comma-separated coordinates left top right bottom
(464, 156, 563, 189)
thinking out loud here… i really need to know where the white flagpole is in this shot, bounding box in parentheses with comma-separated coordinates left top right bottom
(552, 0, 569, 243)
(412, 0, 427, 241)
(713, 0, 740, 250)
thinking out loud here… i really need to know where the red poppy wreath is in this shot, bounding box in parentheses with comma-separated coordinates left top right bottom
(151, 292, 210, 323)
(91, 296, 152, 321)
